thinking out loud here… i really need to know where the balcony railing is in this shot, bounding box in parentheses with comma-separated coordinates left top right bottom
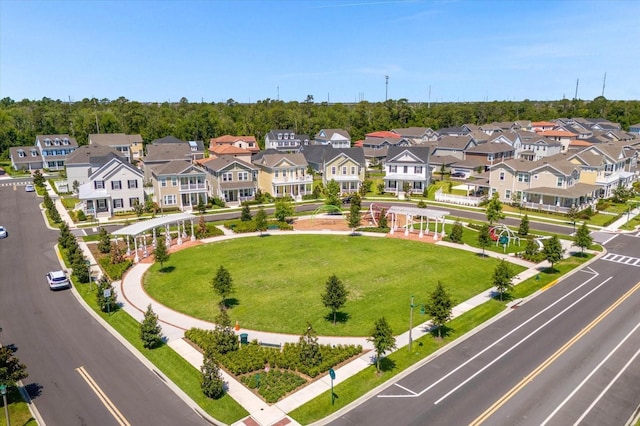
(180, 183, 206, 191)
(272, 175, 313, 184)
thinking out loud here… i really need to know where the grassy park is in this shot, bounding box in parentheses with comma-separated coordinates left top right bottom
(143, 234, 526, 336)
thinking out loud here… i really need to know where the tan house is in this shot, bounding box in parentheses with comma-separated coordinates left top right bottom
(89, 133, 144, 162)
(150, 160, 208, 212)
(197, 155, 259, 204)
(489, 157, 598, 213)
(252, 150, 312, 200)
(209, 135, 259, 153)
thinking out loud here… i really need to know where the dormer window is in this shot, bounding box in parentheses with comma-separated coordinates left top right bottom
(290, 133, 295, 139)
(18, 150, 25, 158)
(54, 138, 60, 146)
(284, 133, 289, 140)
(44, 139, 51, 146)
(277, 133, 282, 140)
(31, 150, 39, 157)
(63, 139, 69, 145)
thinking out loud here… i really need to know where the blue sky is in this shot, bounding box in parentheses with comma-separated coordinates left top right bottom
(1, 0, 639, 103)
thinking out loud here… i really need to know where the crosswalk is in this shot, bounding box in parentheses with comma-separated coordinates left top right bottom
(601, 253, 640, 267)
(0, 181, 31, 187)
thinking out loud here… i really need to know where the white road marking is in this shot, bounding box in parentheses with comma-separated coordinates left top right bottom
(601, 234, 618, 245)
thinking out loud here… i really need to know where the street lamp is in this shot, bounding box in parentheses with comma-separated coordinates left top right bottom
(0, 383, 10, 426)
(409, 296, 425, 352)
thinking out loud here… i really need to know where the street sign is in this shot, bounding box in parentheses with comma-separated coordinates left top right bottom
(329, 368, 335, 380)
(103, 288, 111, 298)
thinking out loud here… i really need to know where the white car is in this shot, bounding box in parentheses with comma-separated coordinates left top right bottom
(25, 184, 35, 192)
(46, 270, 70, 290)
(0, 226, 7, 238)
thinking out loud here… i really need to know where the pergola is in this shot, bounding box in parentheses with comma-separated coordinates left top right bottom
(386, 206, 450, 239)
(112, 213, 197, 263)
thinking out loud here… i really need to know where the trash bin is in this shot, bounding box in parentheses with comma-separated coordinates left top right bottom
(240, 333, 248, 345)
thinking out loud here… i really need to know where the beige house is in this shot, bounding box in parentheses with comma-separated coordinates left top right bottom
(252, 150, 312, 200)
(490, 157, 598, 213)
(89, 133, 144, 162)
(150, 160, 208, 212)
(197, 155, 259, 204)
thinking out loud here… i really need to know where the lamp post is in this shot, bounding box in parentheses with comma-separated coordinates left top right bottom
(0, 383, 10, 426)
(408, 296, 425, 352)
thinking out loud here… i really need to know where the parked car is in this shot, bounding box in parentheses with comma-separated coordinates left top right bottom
(25, 184, 35, 192)
(341, 195, 353, 204)
(0, 226, 6, 238)
(451, 172, 467, 178)
(46, 270, 70, 290)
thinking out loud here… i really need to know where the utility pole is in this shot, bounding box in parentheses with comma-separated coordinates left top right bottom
(428, 85, 431, 109)
(277, 86, 279, 101)
(385, 75, 389, 101)
(601, 72, 607, 97)
(574, 78, 579, 100)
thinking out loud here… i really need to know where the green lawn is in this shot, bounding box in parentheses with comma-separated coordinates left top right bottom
(0, 386, 35, 426)
(144, 235, 525, 336)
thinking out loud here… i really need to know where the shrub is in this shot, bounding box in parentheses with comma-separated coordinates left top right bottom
(76, 210, 87, 221)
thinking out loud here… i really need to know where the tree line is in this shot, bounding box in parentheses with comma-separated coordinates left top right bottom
(2, 95, 640, 158)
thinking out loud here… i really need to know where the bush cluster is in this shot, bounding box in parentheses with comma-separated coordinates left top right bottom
(240, 370, 306, 403)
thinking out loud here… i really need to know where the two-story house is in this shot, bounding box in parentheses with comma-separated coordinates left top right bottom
(198, 155, 259, 204)
(264, 130, 310, 153)
(140, 142, 197, 182)
(569, 143, 638, 198)
(431, 135, 477, 160)
(36, 134, 78, 171)
(517, 134, 562, 160)
(88, 133, 143, 162)
(302, 146, 365, 194)
(391, 127, 439, 143)
(383, 146, 431, 196)
(66, 144, 127, 190)
(252, 150, 312, 200)
(489, 156, 598, 212)
(209, 135, 260, 153)
(150, 160, 208, 212)
(77, 157, 145, 219)
(361, 134, 411, 167)
(313, 129, 351, 148)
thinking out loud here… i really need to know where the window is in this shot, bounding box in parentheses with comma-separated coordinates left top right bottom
(517, 173, 529, 183)
(129, 197, 139, 207)
(18, 150, 25, 158)
(403, 166, 408, 173)
(113, 199, 123, 209)
(163, 194, 177, 205)
(505, 190, 511, 199)
(160, 178, 167, 187)
(222, 173, 233, 182)
(342, 166, 347, 175)
(389, 165, 397, 173)
(171, 177, 177, 186)
(94, 180, 105, 189)
(238, 172, 248, 181)
(557, 176, 564, 187)
(127, 179, 138, 189)
(111, 180, 122, 190)
(331, 166, 336, 175)
(499, 171, 505, 181)
(415, 166, 423, 174)
(351, 166, 356, 175)
(31, 150, 39, 157)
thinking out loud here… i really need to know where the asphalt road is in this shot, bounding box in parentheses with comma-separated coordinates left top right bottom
(0, 183, 208, 425)
(330, 233, 640, 426)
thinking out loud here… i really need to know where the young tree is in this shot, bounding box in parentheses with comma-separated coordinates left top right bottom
(110, 242, 125, 264)
(134, 201, 145, 218)
(299, 323, 322, 368)
(518, 214, 529, 237)
(368, 317, 396, 373)
(542, 235, 565, 270)
(478, 224, 492, 256)
(402, 181, 411, 199)
(212, 309, 238, 355)
(439, 163, 446, 181)
(322, 274, 348, 325)
(97, 227, 111, 253)
(449, 221, 463, 243)
(0, 346, 28, 387)
(486, 193, 505, 225)
(72, 252, 91, 283)
(312, 182, 324, 199)
(359, 179, 372, 198)
(140, 304, 163, 349)
(376, 182, 385, 195)
(153, 237, 170, 270)
(196, 196, 206, 215)
(240, 203, 252, 222)
(492, 259, 514, 301)
(573, 222, 593, 255)
(197, 214, 208, 238)
(96, 275, 118, 313)
(274, 198, 293, 222)
(347, 197, 362, 231)
(32, 169, 45, 187)
(212, 265, 234, 309)
(58, 221, 74, 249)
(255, 208, 268, 235)
(524, 238, 539, 258)
(378, 208, 388, 229)
(426, 281, 453, 338)
(201, 350, 225, 399)
(566, 206, 579, 230)
(325, 179, 341, 207)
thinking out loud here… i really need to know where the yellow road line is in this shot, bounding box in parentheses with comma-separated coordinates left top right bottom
(470, 280, 640, 426)
(76, 366, 131, 426)
(540, 279, 558, 291)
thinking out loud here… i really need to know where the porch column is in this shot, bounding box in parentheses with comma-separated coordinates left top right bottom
(390, 213, 395, 235)
(177, 221, 183, 245)
(134, 234, 139, 263)
(190, 219, 196, 241)
(440, 216, 446, 238)
(182, 220, 188, 239)
(152, 228, 157, 248)
(425, 216, 429, 235)
(165, 225, 171, 248)
(404, 214, 409, 236)
(433, 217, 439, 241)
(142, 232, 148, 258)
(419, 216, 424, 238)
(126, 236, 131, 256)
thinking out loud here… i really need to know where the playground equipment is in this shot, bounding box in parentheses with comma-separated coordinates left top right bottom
(364, 203, 389, 227)
(489, 224, 520, 247)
